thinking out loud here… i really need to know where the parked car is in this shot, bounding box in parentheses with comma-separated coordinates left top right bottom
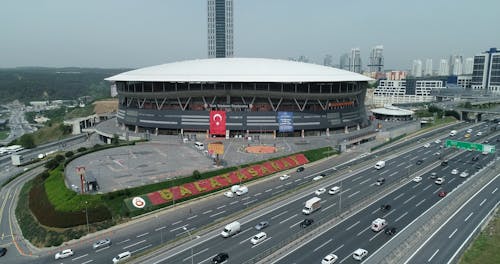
(438, 191, 447, 197)
(476, 131, 483, 136)
(254, 221, 269, 230)
(296, 167, 305, 172)
(376, 177, 385, 186)
(352, 248, 368, 261)
(315, 188, 326, 195)
(413, 176, 422, 183)
(55, 249, 74, 260)
(279, 174, 290, 180)
(92, 238, 111, 250)
(300, 218, 314, 228)
(434, 139, 441, 144)
(322, 254, 339, 264)
(435, 178, 445, 185)
(384, 227, 397, 236)
(328, 186, 341, 195)
(212, 252, 229, 264)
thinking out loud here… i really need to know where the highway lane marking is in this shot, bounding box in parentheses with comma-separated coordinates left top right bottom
(410, 155, 419, 161)
(404, 164, 412, 169)
(359, 178, 371, 185)
(251, 236, 272, 248)
(233, 227, 252, 238)
(464, 212, 474, 222)
(210, 210, 226, 218)
(239, 236, 251, 245)
(202, 210, 213, 215)
(271, 210, 288, 220)
(340, 188, 351, 195)
(371, 207, 379, 215)
(379, 170, 389, 175)
(71, 253, 88, 261)
(131, 243, 152, 254)
(449, 178, 456, 184)
(423, 184, 432, 191)
(389, 171, 399, 177)
(424, 150, 432, 155)
(155, 226, 166, 231)
(229, 201, 239, 205)
(321, 203, 337, 212)
(170, 225, 188, 232)
(289, 220, 302, 229)
(403, 195, 416, 204)
(117, 238, 130, 244)
(81, 260, 93, 264)
(243, 199, 258, 206)
(199, 253, 218, 264)
(123, 239, 146, 250)
(348, 191, 360, 198)
(265, 189, 273, 192)
(285, 182, 293, 186)
(137, 232, 149, 238)
(351, 176, 362, 182)
(416, 199, 426, 207)
(182, 248, 209, 262)
(346, 220, 360, 231)
(449, 228, 458, 239)
(433, 187, 441, 194)
(383, 208, 397, 218)
(275, 185, 284, 189)
(279, 214, 298, 224)
(332, 243, 344, 254)
(217, 205, 226, 209)
(369, 230, 384, 241)
(175, 227, 195, 237)
(479, 198, 487, 206)
(187, 215, 198, 220)
(241, 196, 251, 201)
(339, 254, 350, 263)
(393, 193, 405, 200)
(441, 167, 447, 171)
(388, 160, 397, 165)
(313, 238, 332, 252)
(172, 220, 183, 225)
(397, 163, 404, 167)
(493, 187, 498, 194)
(304, 174, 314, 179)
(294, 178, 301, 182)
(395, 211, 408, 222)
(427, 248, 440, 262)
(95, 246, 111, 253)
(412, 183, 421, 189)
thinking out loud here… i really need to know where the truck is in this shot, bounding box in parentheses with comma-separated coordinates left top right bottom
(302, 197, 322, 215)
(371, 218, 387, 232)
(236, 186, 248, 196)
(374, 160, 385, 170)
(221, 221, 241, 237)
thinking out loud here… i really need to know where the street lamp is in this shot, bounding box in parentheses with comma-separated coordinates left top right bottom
(84, 201, 90, 233)
(183, 226, 194, 264)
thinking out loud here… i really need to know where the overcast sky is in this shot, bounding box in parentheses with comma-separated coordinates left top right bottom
(1, 0, 499, 70)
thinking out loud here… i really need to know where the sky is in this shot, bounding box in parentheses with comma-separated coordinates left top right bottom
(1, 0, 499, 70)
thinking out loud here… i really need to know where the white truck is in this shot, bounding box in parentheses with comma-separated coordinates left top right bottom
(236, 186, 248, 196)
(371, 218, 387, 232)
(374, 160, 385, 170)
(221, 221, 241, 237)
(302, 197, 322, 215)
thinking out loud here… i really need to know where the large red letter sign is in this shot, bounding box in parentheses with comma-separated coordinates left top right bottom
(210, 110, 226, 135)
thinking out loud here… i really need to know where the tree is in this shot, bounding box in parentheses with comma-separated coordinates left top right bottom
(19, 134, 36, 149)
(192, 170, 201, 179)
(111, 134, 119, 145)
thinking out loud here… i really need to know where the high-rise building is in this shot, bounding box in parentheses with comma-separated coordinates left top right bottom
(339, 53, 350, 70)
(349, 48, 362, 73)
(471, 48, 500, 94)
(452, 57, 463, 75)
(464, 57, 474, 74)
(438, 59, 449, 76)
(208, 0, 233, 58)
(323, 54, 333, 67)
(411, 60, 422, 77)
(424, 58, 433, 76)
(368, 45, 384, 73)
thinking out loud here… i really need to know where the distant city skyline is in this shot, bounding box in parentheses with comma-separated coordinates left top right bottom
(1, 0, 499, 69)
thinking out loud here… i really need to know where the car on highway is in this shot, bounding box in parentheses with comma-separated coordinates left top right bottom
(472, 155, 479, 161)
(433, 152, 441, 156)
(434, 139, 441, 144)
(435, 177, 445, 185)
(423, 143, 431, 148)
(328, 186, 341, 194)
(460, 171, 469, 178)
(0, 247, 6, 257)
(312, 175, 324, 181)
(55, 249, 74, 260)
(315, 188, 326, 195)
(300, 218, 314, 228)
(92, 238, 111, 250)
(296, 166, 305, 172)
(250, 232, 267, 245)
(430, 172, 438, 179)
(380, 204, 391, 211)
(352, 248, 368, 261)
(254, 221, 269, 230)
(376, 177, 385, 186)
(384, 227, 397, 236)
(451, 169, 459, 175)
(416, 159, 423, 165)
(322, 253, 339, 264)
(212, 252, 229, 263)
(467, 128, 472, 133)
(279, 174, 290, 180)
(112, 251, 131, 263)
(464, 133, 471, 138)
(441, 160, 448, 166)
(413, 176, 422, 183)
(476, 131, 483, 136)
(438, 191, 447, 197)
(224, 191, 234, 198)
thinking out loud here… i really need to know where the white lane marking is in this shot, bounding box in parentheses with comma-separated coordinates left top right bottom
(410, 156, 419, 161)
(155, 226, 166, 231)
(95, 246, 110, 253)
(383, 208, 397, 218)
(403, 195, 416, 204)
(123, 239, 146, 250)
(395, 211, 408, 222)
(380, 170, 389, 175)
(371, 207, 379, 214)
(229, 200, 239, 205)
(271, 210, 288, 220)
(359, 178, 371, 185)
(348, 191, 360, 198)
(233, 227, 253, 238)
(428, 249, 440, 262)
(313, 238, 332, 252)
(404, 164, 412, 169)
(243, 199, 258, 205)
(479, 198, 487, 206)
(339, 254, 350, 263)
(449, 178, 456, 184)
(117, 239, 130, 244)
(346, 221, 360, 231)
(130, 244, 152, 254)
(393, 193, 405, 200)
(275, 185, 283, 189)
(251, 236, 272, 248)
(340, 188, 351, 195)
(71, 254, 88, 261)
(433, 187, 441, 194)
(265, 189, 273, 192)
(187, 215, 198, 220)
(81, 260, 93, 264)
(332, 243, 344, 254)
(412, 183, 420, 189)
(239, 236, 251, 245)
(449, 228, 458, 239)
(351, 176, 362, 182)
(172, 220, 182, 225)
(241, 196, 251, 201)
(279, 214, 298, 224)
(202, 210, 213, 215)
(294, 179, 301, 182)
(397, 163, 404, 167)
(217, 205, 226, 209)
(321, 203, 337, 212)
(170, 225, 187, 232)
(369, 229, 384, 241)
(416, 199, 426, 207)
(423, 184, 432, 191)
(210, 210, 226, 218)
(390, 171, 398, 177)
(182, 248, 209, 262)
(424, 150, 432, 155)
(356, 226, 371, 236)
(289, 220, 302, 229)
(464, 212, 474, 222)
(492, 187, 498, 194)
(285, 182, 293, 186)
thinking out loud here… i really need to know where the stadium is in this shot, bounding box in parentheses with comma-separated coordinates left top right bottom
(105, 58, 372, 137)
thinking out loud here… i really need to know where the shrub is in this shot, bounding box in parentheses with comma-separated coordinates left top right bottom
(77, 147, 87, 152)
(192, 170, 201, 179)
(65, 151, 74, 158)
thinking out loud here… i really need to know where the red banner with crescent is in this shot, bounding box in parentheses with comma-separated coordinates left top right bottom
(210, 110, 226, 135)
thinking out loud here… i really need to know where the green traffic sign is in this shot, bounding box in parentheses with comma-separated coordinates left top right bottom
(445, 139, 496, 153)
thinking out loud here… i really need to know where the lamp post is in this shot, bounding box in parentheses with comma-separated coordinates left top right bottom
(84, 201, 89, 233)
(183, 226, 194, 264)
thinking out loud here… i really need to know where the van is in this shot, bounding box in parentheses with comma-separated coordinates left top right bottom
(302, 197, 322, 215)
(112, 251, 131, 263)
(194, 141, 204, 150)
(236, 186, 248, 196)
(371, 218, 387, 232)
(374, 161, 385, 170)
(221, 221, 241, 237)
(449, 130, 457, 136)
(230, 185, 241, 193)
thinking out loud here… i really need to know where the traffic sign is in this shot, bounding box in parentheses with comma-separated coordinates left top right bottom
(445, 139, 496, 153)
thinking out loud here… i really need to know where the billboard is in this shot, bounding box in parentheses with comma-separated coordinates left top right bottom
(209, 110, 226, 135)
(278, 112, 294, 132)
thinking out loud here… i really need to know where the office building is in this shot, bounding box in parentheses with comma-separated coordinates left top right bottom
(452, 57, 463, 75)
(424, 59, 433, 76)
(208, 0, 233, 58)
(464, 57, 474, 75)
(411, 60, 422, 77)
(323, 54, 333, 67)
(471, 48, 500, 93)
(368, 45, 384, 73)
(373, 77, 446, 105)
(349, 48, 362, 73)
(438, 59, 449, 76)
(339, 53, 350, 70)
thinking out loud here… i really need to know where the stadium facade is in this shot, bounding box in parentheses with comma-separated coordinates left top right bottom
(105, 58, 372, 137)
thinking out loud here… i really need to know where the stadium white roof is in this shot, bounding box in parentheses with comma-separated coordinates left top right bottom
(106, 58, 373, 83)
(371, 105, 414, 116)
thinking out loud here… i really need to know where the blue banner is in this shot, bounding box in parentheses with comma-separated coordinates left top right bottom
(278, 112, 294, 132)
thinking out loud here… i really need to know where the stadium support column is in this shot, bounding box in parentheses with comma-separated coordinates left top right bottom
(181, 128, 184, 136)
(357, 124, 360, 130)
(273, 130, 276, 139)
(326, 128, 330, 136)
(344, 126, 348, 134)
(135, 125, 138, 133)
(155, 127, 158, 136)
(226, 129, 229, 139)
(301, 129, 304, 138)
(206, 129, 209, 139)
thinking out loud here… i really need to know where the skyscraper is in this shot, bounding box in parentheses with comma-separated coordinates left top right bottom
(471, 48, 500, 94)
(438, 59, 449, 76)
(411, 59, 422, 77)
(208, 0, 233, 58)
(464, 57, 474, 75)
(368, 45, 384, 73)
(424, 58, 433, 76)
(323, 54, 333, 67)
(452, 58, 463, 75)
(339, 53, 350, 70)
(349, 48, 362, 73)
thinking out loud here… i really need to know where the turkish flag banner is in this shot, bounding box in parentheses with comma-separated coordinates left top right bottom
(210, 110, 226, 135)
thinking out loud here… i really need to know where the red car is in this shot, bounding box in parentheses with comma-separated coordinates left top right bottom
(438, 191, 447, 197)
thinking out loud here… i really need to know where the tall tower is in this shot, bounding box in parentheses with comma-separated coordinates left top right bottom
(339, 53, 350, 70)
(464, 57, 474, 74)
(349, 48, 362, 73)
(368, 45, 384, 73)
(208, 0, 233, 58)
(424, 58, 433, 76)
(438, 59, 449, 76)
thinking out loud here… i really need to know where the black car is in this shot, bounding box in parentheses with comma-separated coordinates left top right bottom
(441, 160, 448, 166)
(0, 247, 6, 257)
(472, 156, 479, 161)
(212, 252, 229, 264)
(296, 167, 305, 172)
(385, 227, 397, 236)
(380, 204, 391, 211)
(416, 160, 423, 165)
(300, 218, 314, 228)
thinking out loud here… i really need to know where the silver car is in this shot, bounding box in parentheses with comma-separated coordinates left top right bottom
(93, 238, 112, 250)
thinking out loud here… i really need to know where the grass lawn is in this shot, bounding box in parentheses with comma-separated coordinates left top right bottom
(459, 215, 500, 264)
(0, 130, 8, 140)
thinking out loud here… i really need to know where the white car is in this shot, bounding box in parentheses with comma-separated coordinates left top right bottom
(112, 251, 131, 263)
(315, 188, 326, 195)
(224, 191, 234, 198)
(250, 232, 267, 245)
(451, 169, 459, 175)
(435, 177, 445, 185)
(322, 253, 339, 264)
(423, 143, 431, 148)
(467, 128, 472, 133)
(352, 248, 368, 261)
(413, 176, 422, 183)
(433, 152, 441, 156)
(434, 139, 441, 144)
(460, 171, 469, 178)
(55, 249, 74, 260)
(476, 132, 483, 136)
(279, 174, 290, 181)
(312, 175, 324, 181)
(328, 186, 341, 195)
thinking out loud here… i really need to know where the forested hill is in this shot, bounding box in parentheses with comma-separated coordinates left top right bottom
(0, 67, 129, 104)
